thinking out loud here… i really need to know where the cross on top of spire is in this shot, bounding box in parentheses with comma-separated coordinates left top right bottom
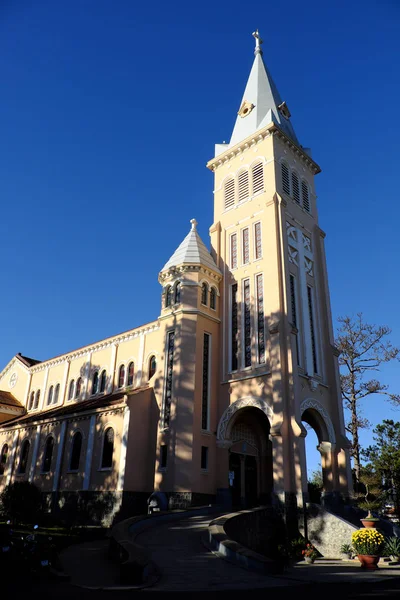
(252, 29, 263, 56)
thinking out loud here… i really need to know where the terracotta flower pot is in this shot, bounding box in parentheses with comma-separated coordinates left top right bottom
(357, 555, 380, 570)
(360, 518, 380, 529)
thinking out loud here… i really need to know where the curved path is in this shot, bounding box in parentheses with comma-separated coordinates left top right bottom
(135, 513, 290, 591)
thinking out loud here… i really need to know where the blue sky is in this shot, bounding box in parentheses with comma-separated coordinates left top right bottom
(0, 0, 399, 475)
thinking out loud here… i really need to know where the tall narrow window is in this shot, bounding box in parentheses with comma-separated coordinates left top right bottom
(254, 222, 262, 259)
(0, 444, 8, 476)
(163, 332, 175, 426)
(201, 446, 209, 470)
(224, 177, 235, 209)
(230, 233, 237, 270)
(231, 284, 238, 371)
(149, 355, 157, 379)
(118, 365, 125, 389)
(201, 282, 208, 306)
(54, 383, 60, 404)
(100, 370, 107, 393)
(75, 377, 82, 398)
(174, 282, 181, 304)
(210, 287, 216, 310)
(252, 161, 264, 194)
(47, 386, 54, 406)
(290, 275, 300, 365)
(302, 180, 310, 212)
(18, 440, 30, 474)
(101, 427, 114, 469)
(69, 431, 82, 471)
(292, 171, 300, 203)
(165, 286, 172, 307)
(243, 279, 251, 368)
(160, 444, 167, 469)
(256, 274, 265, 364)
(281, 162, 290, 195)
(127, 362, 135, 386)
(238, 170, 249, 202)
(307, 286, 318, 374)
(42, 437, 54, 473)
(28, 391, 35, 410)
(34, 390, 40, 410)
(242, 228, 250, 264)
(68, 380, 75, 401)
(201, 333, 210, 430)
(92, 371, 99, 395)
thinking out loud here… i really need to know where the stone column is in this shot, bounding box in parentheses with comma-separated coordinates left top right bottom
(216, 440, 231, 507)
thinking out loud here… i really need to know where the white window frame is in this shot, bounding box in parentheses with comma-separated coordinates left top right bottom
(253, 221, 263, 261)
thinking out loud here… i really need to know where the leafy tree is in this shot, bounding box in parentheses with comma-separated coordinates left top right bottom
(357, 464, 383, 516)
(363, 420, 400, 521)
(0, 481, 41, 524)
(308, 468, 323, 503)
(336, 314, 400, 485)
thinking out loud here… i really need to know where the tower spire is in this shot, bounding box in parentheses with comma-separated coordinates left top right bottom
(252, 29, 263, 56)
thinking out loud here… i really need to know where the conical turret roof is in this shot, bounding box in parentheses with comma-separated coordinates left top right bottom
(161, 219, 221, 274)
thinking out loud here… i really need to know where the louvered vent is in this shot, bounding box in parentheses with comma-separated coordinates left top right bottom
(302, 180, 310, 212)
(292, 172, 300, 203)
(252, 162, 264, 194)
(238, 170, 249, 202)
(224, 178, 235, 209)
(281, 162, 290, 195)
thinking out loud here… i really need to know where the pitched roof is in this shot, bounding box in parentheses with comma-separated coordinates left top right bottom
(228, 36, 299, 150)
(0, 391, 24, 409)
(161, 219, 221, 274)
(16, 353, 41, 367)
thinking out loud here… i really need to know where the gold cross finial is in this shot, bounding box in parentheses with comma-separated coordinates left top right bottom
(252, 29, 263, 56)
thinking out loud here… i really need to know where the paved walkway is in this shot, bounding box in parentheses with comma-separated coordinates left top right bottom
(60, 512, 400, 592)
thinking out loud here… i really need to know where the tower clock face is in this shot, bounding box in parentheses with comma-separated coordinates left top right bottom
(9, 372, 18, 389)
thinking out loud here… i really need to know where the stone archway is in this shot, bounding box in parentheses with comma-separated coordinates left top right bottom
(217, 397, 273, 508)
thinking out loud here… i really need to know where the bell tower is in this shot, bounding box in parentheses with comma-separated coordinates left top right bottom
(208, 32, 351, 517)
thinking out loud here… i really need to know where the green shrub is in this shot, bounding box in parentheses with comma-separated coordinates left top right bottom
(0, 481, 41, 524)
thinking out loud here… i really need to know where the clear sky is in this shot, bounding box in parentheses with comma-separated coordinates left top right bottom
(0, 0, 399, 476)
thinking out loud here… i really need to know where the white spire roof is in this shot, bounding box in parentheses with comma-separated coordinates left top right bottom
(161, 219, 221, 274)
(226, 31, 299, 150)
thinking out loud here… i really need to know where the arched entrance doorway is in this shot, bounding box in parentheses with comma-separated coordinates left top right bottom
(226, 408, 272, 508)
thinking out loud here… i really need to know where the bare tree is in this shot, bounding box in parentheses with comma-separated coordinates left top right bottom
(336, 313, 400, 485)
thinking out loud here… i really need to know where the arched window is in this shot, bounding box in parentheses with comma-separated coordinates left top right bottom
(174, 282, 181, 304)
(292, 171, 300, 203)
(100, 370, 107, 393)
(69, 431, 82, 471)
(34, 389, 40, 410)
(224, 177, 235, 209)
(75, 377, 82, 399)
(42, 437, 54, 473)
(118, 364, 125, 389)
(101, 427, 114, 469)
(0, 443, 8, 476)
(18, 440, 30, 474)
(252, 161, 264, 194)
(302, 180, 310, 212)
(148, 355, 156, 379)
(127, 362, 135, 386)
(201, 282, 208, 306)
(47, 386, 54, 406)
(92, 371, 99, 395)
(238, 170, 249, 202)
(54, 383, 60, 404)
(281, 162, 290, 195)
(165, 286, 172, 308)
(210, 287, 216, 310)
(68, 380, 75, 401)
(28, 391, 35, 410)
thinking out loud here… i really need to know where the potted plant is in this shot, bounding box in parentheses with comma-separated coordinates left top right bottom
(302, 543, 318, 564)
(357, 467, 382, 527)
(351, 528, 385, 570)
(340, 543, 354, 560)
(384, 536, 400, 563)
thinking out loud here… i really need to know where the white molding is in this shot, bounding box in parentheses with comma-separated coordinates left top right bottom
(83, 415, 96, 491)
(107, 344, 118, 394)
(53, 421, 66, 492)
(117, 406, 130, 491)
(300, 398, 336, 444)
(39, 368, 50, 411)
(24, 372, 32, 408)
(217, 397, 273, 442)
(137, 333, 145, 388)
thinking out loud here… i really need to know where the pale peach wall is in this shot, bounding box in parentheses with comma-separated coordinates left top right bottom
(0, 360, 30, 405)
(58, 417, 92, 491)
(90, 409, 124, 491)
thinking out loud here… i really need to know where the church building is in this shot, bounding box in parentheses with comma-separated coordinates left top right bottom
(0, 32, 351, 522)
